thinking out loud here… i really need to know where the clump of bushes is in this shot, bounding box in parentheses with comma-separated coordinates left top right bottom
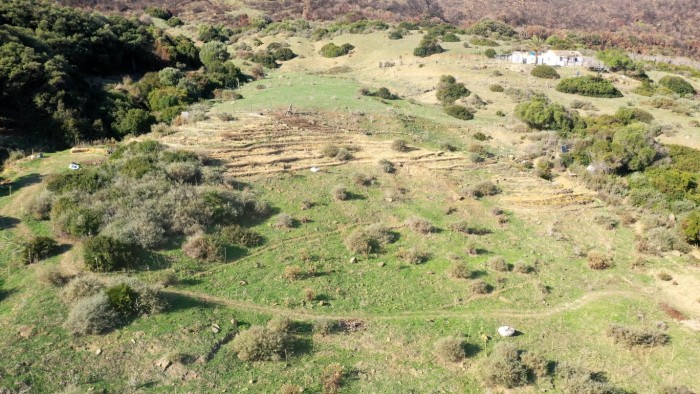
(470, 37, 498, 47)
(391, 139, 410, 152)
(436, 75, 470, 105)
(514, 95, 584, 134)
(587, 252, 612, 270)
(484, 48, 497, 58)
(607, 324, 670, 348)
(378, 159, 395, 173)
(61, 275, 105, 303)
(64, 294, 120, 336)
(681, 210, 700, 244)
(218, 225, 264, 247)
(396, 246, 429, 264)
(183, 233, 223, 262)
(488, 256, 510, 272)
(444, 105, 474, 120)
(413, 37, 444, 57)
(321, 145, 352, 160)
(530, 65, 560, 79)
(470, 280, 493, 295)
(231, 325, 291, 361)
(481, 343, 529, 388)
(404, 216, 435, 234)
(361, 87, 398, 100)
(658, 76, 696, 97)
(320, 43, 354, 58)
(22, 236, 59, 264)
(332, 185, 348, 201)
(344, 224, 395, 255)
(83, 236, 137, 272)
(434, 336, 467, 362)
(556, 76, 623, 98)
(467, 181, 501, 198)
(558, 363, 624, 393)
(489, 84, 504, 92)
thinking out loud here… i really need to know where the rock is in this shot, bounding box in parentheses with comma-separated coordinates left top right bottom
(184, 370, 198, 381)
(670, 250, 682, 257)
(497, 326, 516, 337)
(156, 357, 172, 372)
(95, 348, 102, 356)
(230, 319, 237, 327)
(18, 325, 34, 339)
(211, 324, 221, 334)
(238, 280, 248, 286)
(426, 271, 434, 275)
(377, 262, 385, 267)
(318, 300, 326, 306)
(349, 257, 357, 264)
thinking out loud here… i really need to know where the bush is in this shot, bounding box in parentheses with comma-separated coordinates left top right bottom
(531, 65, 560, 79)
(26, 190, 54, 220)
(353, 173, 375, 186)
(436, 75, 470, 105)
(514, 96, 584, 134)
(320, 43, 354, 58)
(556, 76, 623, 98)
(231, 325, 290, 361)
(413, 37, 444, 57)
(22, 236, 59, 264)
(83, 236, 136, 272)
(321, 363, 345, 394)
(55, 206, 102, 238)
(470, 280, 492, 294)
(404, 216, 435, 234)
(267, 317, 294, 334)
(218, 225, 264, 247)
(447, 262, 473, 279)
(378, 159, 395, 173)
(62, 276, 105, 303)
(489, 84, 504, 92)
(558, 363, 624, 394)
(482, 343, 529, 388)
(391, 139, 410, 152)
(521, 352, 549, 378)
(658, 272, 673, 281)
(488, 256, 510, 272)
(484, 48, 497, 58)
(535, 159, 553, 180)
(470, 37, 499, 47)
(444, 105, 474, 120)
(469, 181, 500, 198)
(273, 213, 294, 229)
(182, 233, 223, 262)
(434, 336, 467, 362)
(396, 246, 429, 264)
(607, 325, 670, 348)
(473, 132, 489, 141)
(105, 283, 139, 317)
(64, 293, 119, 336)
(314, 318, 336, 335)
(344, 224, 395, 255)
(332, 185, 348, 201)
(681, 210, 700, 244)
(587, 252, 612, 270)
(36, 265, 72, 287)
(615, 107, 654, 124)
(283, 265, 303, 281)
(659, 76, 696, 96)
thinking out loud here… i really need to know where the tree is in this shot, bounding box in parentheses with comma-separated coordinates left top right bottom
(413, 37, 444, 57)
(199, 42, 230, 68)
(112, 108, 154, 136)
(681, 210, 700, 244)
(436, 75, 470, 105)
(611, 123, 658, 171)
(659, 76, 696, 96)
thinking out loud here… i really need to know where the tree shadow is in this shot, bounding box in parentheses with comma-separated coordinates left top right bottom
(12, 172, 43, 191)
(290, 336, 314, 357)
(224, 245, 248, 262)
(161, 292, 216, 312)
(464, 343, 482, 357)
(291, 321, 314, 334)
(343, 191, 366, 201)
(470, 269, 488, 279)
(0, 216, 20, 230)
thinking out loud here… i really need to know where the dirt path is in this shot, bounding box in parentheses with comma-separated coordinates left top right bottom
(167, 288, 645, 322)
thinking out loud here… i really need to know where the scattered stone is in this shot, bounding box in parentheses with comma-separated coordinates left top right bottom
(211, 324, 221, 334)
(230, 319, 237, 327)
(18, 325, 34, 339)
(156, 357, 172, 371)
(95, 348, 102, 356)
(318, 300, 327, 306)
(426, 271, 434, 275)
(184, 371, 198, 381)
(349, 257, 357, 264)
(239, 280, 248, 286)
(377, 262, 385, 267)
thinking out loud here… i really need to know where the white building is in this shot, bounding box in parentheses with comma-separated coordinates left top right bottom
(509, 50, 586, 67)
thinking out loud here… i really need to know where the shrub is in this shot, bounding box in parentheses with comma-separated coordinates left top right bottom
(388, 30, 403, 40)
(482, 343, 529, 388)
(273, 213, 294, 229)
(444, 105, 474, 120)
(530, 65, 560, 79)
(467, 19, 517, 37)
(489, 84, 504, 92)
(231, 325, 290, 361)
(659, 76, 696, 96)
(36, 265, 72, 287)
(321, 363, 345, 394)
(535, 159, 554, 180)
(83, 236, 136, 272)
(396, 246, 429, 264)
(404, 216, 435, 234)
(437, 75, 470, 105)
(56, 207, 102, 238)
(22, 236, 59, 264)
(607, 325, 670, 348)
(593, 214, 619, 230)
(521, 352, 549, 378)
(470, 280, 492, 294)
(63, 293, 119, 336)
(658, 272, 673, 281)
(558, 363, 624, 393)
(470, 37, 499, 47)
(320, 43, 354, 58)
(413, 37, 444, 57)
(484, 48, 497, 58)
(681, 210, 700, 243)
(615, 107, 654, 124)
(434, 336, 467, 362)
(391, 139, 410, 152)
(283, 265, 303, 281)
(218, 225, 264, 247)
(344, 224, 395, 255)
(442, 33, 460, 42)
(488, 256, 510, 272)
(314, 318, 336, 335)
(556, 76, 623, 98)
(26, 190, 54, 220)
(267, 317, 294, 334)
(447, 262, 473, 279)
(165, 162, 201, 184)
(353, 173, 375, 186)
(105, 283, 139, 317)
(182, 233, 223, 262)
(587, 252, 612, 270)
(473, 132, 489, 141)
(332, 185, 348, 201)
(62, 276, 105, 303)
(514, 96, 584, 134)
(469, 181, 500, 198)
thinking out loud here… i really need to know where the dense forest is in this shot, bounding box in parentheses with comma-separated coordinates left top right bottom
(0, 0, 244, 149)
